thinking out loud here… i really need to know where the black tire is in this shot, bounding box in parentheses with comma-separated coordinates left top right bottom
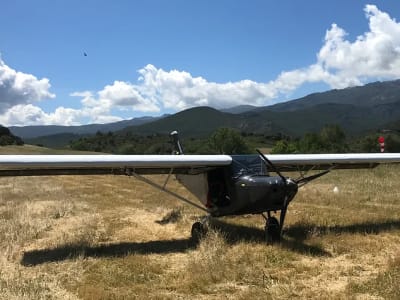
(191, 221, 208, 243)
(265, 217, 281, 244)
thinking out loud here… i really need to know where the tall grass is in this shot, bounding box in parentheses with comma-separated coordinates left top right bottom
(347, 254, 400, 299)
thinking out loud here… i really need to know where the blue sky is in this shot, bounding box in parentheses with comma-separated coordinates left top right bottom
(1, 1, 400, 126)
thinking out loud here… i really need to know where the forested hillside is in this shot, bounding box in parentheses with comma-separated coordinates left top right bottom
(0, 126, 24, 146)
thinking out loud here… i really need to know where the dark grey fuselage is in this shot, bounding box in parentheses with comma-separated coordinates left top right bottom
(205, 155, 298, 217)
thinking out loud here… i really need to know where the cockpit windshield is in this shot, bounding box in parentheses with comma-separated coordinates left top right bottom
(230, 155, 268, 177)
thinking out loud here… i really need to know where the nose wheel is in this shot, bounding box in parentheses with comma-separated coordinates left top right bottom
(265, 216, 281, 243)
(263, 208, 287, 243)
(191, 217, 209, 243)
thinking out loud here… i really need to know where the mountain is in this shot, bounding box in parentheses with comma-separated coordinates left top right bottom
(125, 80, 400, 137)
(267, 80, 400, 112)
(9, 79, 400, 148)
(25, 133, 82, 149)
(9, 116, 164, 139)
(221, 105, 258, 114)
(120, 106, 240, 137)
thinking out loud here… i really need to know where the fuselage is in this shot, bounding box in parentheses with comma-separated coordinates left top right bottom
(207, 172, 298, 217)
(179, 155, 299, 217)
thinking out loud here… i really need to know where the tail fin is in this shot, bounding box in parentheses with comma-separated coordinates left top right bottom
(170, 131, 184, 154)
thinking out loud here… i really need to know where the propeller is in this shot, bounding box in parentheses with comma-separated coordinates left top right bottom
(294, 169, 330, 187)
(256, 149, 291, 235)
(256, 149, 286, 182)
(256, 149, 332, 238)
(256, 149, 332, 187)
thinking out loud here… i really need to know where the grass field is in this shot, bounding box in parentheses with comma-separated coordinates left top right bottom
(0, 146, 399, 299)
(0, 145, 105, 155)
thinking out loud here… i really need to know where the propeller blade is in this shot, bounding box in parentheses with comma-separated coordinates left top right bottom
(256, 149, 286, 182)
(295, 169, 330, 187)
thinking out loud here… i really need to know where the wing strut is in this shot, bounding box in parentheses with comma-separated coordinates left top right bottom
(163, 168, 174, 189)
(130, 171, 208, 213)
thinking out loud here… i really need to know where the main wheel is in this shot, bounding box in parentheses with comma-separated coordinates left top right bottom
(191, 221, 208, 243)
(265, 217, 281, 244)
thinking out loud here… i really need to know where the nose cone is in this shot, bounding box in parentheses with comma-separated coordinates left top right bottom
(286, 178, 298, 195)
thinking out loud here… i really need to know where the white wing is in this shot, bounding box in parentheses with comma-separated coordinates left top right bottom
(265, 153, 400, 171)
(0, 155, 232, 176)
(0, 153, 399, 176)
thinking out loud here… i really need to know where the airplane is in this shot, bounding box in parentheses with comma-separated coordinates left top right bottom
(1, 131, 400, 243)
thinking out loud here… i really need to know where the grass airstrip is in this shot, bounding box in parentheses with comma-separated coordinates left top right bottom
(0, 145, 399, 299)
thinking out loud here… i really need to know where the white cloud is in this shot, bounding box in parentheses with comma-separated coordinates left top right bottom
(0, 102, 126, 126)
(262, 5, 400, 93)
(0, 104, 85, 126)
(2, 5, 400, 126)
(136, 64, 272, 110)
(0, 59, 55, 113)
(98, 80, 159, 112)
(311, 5, 400, 88)
(67, 82, 159, 125)
(112, 4, 400, 112)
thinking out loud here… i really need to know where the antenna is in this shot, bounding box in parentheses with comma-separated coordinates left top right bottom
(170, 131, 184, 155)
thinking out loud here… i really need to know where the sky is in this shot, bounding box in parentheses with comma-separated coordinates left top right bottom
(1, 1, 400, 126)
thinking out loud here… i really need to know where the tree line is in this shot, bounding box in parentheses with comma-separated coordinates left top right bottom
(69, 125, 400, 155)
(69, 128, 252, 155)
(271, 125, 400, 154)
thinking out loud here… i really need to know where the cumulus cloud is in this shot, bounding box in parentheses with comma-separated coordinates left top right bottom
(0, 101, 128, 126)
(271, 4, 400, 90)
(2, 4, 400, 126)
(0, 59, 55, 113)
(136, 64, 272, 110)
(0, 104, 86, 126)
(89, 4, 400, 114)
(67, 81, 160, 124)
(98, 81, 159, 112)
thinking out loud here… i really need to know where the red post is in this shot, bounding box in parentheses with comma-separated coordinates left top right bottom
(378, 136, 385, 153)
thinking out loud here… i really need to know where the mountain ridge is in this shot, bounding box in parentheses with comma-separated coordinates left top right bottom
(9, 79, 400, 147)
(10, 115, 165, 139)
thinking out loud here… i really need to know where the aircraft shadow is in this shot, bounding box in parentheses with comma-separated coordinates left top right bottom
(285, 219, 400, 241)
(21, 238, 195, 266)
(209, 219, 332, 257)
(19, 220, 315, 266)
(21, 219, 400, 266)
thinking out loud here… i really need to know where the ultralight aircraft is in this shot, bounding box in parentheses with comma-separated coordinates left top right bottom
(1, 131, 400, 242)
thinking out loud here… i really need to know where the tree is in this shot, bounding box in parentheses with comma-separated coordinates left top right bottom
(384, 134, 400, 152)
(353, 134, 380, 152)
(271, 125, 349, 154)
(208, 128, 251, 154)
(319, 124, 348, 153)
(298, 133, 323, 153)
(0, 126, 24, 146)
(270, 140, 297, 154)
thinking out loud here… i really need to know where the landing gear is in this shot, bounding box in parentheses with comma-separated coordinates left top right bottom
(265, 216, 281, 243)
(263, 208, 288, 243)
(191, 218, 209, 243)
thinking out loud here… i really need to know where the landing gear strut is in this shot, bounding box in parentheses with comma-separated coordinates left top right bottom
(263, 207, 288, 243)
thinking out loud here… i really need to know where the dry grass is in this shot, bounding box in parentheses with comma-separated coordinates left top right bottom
(0, 148, 400, 299)
(0, 145, 104, 154)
